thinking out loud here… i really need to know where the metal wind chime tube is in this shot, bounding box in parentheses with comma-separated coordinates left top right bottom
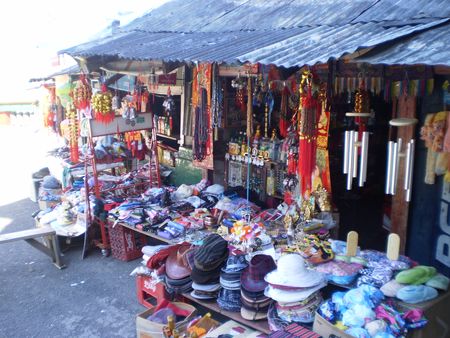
(404, 139, 415, 202)
(343, 131, 350, 174)
(385, 117, 418, 202)
(385, 136, 416, 201)
(352, 131, 359, 179)
(359, 131, 369, 187)
(343, 129, 370, 190)
(386, 141, 394, 195)
(346, 131, 355, 190)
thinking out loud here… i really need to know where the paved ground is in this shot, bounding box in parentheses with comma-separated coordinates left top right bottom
(0, 120, 144, 338)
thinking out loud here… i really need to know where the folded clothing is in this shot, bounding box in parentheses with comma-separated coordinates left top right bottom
(396, 285, 438, 304)
(395, 266, 436, 285)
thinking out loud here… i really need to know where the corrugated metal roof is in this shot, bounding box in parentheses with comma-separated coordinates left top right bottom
(123, 0, 449, 32)
(124, 0, 376, 32)
(62, 20, 447, 67)
(355, 22, 450, 66)
(352, 0, 450, 23)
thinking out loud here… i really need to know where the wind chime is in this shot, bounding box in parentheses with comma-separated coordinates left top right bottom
(385, 118, 417, 202)
(343, 84, 371, 190)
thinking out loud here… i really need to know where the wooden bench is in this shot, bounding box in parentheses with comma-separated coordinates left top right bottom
(0, 226, 65, 269)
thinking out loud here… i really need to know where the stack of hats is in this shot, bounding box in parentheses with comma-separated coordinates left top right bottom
(191, 234, 229, 299)
(240, 254, 277, 320)
(217, 254, 248, 312)
(265, 254, 327, 324)
(164, 243, 195, 295)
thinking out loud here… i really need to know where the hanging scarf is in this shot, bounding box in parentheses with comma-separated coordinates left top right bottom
(298, 86, 319, 195)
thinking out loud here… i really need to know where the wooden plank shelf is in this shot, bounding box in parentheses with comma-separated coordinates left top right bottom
(182, 293, 271, 334)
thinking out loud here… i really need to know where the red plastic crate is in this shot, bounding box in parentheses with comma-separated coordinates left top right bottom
(107, 222, 147, 261)
(136, 275, 168, 308)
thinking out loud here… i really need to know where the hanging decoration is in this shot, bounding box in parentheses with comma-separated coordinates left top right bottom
(121, 95, 137, 126)
(386, 88, 418, 202)
(231, 73, 247, 113)
(279, 85, 290, 138)
(343, 81, 371, 190)
(193, 88, 209, 161)
(67, 103, 79, 163)
(72, 74, 92, 111)
(211, 63, 223, 140)
(386, 119, 417, 202)
(192, 63, 213, 168)
(298, 71, 319, 196)
(162, 87, 176, 133)
(264, 89, 274, 138)
(91, 84, 114, 124)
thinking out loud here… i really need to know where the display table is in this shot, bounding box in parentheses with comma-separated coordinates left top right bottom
(120, 222, 174, 244)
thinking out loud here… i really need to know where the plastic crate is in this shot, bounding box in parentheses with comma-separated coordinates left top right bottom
(107, 222, 147, 261)
(136, 275, 168, 309)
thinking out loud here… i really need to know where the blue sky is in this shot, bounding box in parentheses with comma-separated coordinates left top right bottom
(0, 0, 168, 102)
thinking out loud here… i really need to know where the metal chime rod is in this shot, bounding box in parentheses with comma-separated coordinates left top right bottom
(386, 141, 394, 195)
(405, 140, 415, 202)
(390, 141, 399, 195)
(352, 131, 359, 179)
(343, 131, 350, 174)
(359, 132, 369, 187)
(346, 131, 355, 190)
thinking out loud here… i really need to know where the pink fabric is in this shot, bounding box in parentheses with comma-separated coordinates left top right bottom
(403, 309, 424, 322)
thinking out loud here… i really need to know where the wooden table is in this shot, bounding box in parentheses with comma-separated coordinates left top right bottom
(119, 222, 173, 244)
(118, 221, 271, 334)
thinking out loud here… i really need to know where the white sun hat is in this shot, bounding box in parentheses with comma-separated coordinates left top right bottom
(264, 253, 326, 288)
(264, 282, 327, 303)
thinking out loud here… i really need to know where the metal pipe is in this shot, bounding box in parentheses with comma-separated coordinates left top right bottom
(404, 142, 412, 191)
(346, 131, 355, 190)
(391, 141, 399, 195)
(406, 140, 415, 202)
(343, 131, 350, 174)
(386, 141, 393, 195)
(352, 131, 358, 178)
(359, 131, 369, 187)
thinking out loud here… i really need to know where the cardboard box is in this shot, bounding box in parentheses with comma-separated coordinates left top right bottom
(313, 291, 450, 338)
(38, 200, 59, 210)
(397, 290, 450, 338)
(312, 312, 353, 338)
(136, 302, 197, 338)
(206, 320, 257, 337)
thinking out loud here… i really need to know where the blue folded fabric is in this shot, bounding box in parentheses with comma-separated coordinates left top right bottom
(396, 285, 438, 304)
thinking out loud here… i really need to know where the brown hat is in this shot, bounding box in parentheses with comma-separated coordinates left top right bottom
(166, 243, 193, 280)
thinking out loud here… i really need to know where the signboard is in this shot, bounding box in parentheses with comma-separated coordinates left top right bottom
(89, 113, 153, 137)
(157, 73, 177, 85)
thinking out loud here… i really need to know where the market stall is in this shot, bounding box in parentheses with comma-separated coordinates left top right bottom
(31, 56, 450, 338)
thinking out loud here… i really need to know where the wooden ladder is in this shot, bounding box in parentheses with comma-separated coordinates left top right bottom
(149, 115, 162, 188)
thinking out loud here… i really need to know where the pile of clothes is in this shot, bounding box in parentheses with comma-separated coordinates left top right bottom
(318, 285, 428, 337)
(265, 254, 327, 327)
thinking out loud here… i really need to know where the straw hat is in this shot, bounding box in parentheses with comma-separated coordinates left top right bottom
(264, 254, 325, 288)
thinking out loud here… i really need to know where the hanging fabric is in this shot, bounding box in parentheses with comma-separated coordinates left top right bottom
(298, 78, 320, 196)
